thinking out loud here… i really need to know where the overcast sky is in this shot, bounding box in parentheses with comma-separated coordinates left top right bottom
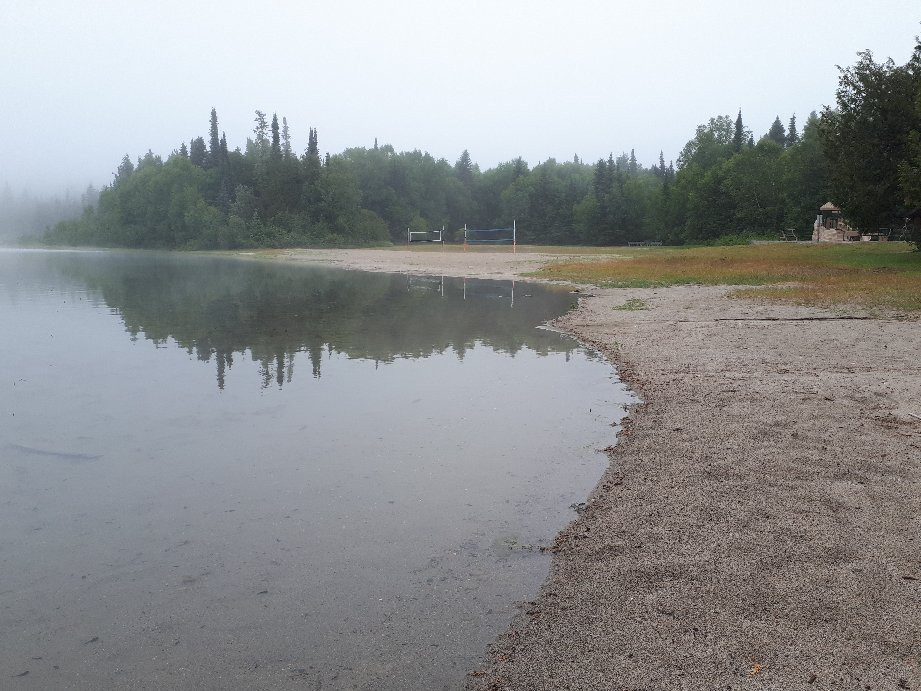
(1, 1, 918, 196)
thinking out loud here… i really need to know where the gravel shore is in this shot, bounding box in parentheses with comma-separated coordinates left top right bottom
(275, 248, 921, 690)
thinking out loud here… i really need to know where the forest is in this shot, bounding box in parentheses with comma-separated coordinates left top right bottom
(40, 38, 921, 249)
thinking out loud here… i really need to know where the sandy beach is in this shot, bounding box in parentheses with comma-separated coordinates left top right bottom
(273, 248, 921, 689)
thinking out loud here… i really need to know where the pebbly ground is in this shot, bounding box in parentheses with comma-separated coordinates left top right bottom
(270, 249, 921, 690)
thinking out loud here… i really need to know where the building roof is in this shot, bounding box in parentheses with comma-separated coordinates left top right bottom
(820, 202, 841, 213)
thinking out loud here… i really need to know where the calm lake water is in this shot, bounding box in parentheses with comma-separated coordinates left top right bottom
(0, 249, 632, 690)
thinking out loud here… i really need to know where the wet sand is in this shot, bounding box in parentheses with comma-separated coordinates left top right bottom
(271, 248, 921, 690)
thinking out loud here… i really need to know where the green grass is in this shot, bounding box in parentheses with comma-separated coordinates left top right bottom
(612, 298, 648, 311)
(533, 242, 921, 311)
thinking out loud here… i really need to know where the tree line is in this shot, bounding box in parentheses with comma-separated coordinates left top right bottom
(42, 36, 921, 249)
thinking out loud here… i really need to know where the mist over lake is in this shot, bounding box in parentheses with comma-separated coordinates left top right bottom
(1, 249, 631, 689)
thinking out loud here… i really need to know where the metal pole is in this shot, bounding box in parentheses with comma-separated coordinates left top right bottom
(407, 227, 410, 245)
(513, 219, 517, 254)
(463, 223, 467, 253)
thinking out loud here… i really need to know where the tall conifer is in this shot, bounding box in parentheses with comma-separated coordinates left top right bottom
(786, 114, 800, 146)
(281, 117, 292, 158)
(767, 116, 786, 146)
(208, 108, 221, 167)
(271, 113, 281, 156)
(732, 110, 745, 152)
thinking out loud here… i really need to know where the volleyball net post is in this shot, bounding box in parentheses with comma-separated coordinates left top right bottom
(407, 226, 444, 245)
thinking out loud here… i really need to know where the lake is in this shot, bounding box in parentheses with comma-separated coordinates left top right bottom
(0, 249, 632, 689)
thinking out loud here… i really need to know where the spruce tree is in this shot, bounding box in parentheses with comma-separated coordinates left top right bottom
(115, 154, 134, 183)
(303, 128, 322, 188)
(733, 110, 745, 152)
(628, 149, 638, 174)
(455, 149, 473, 183)
(179, 142, 189, 158)
(270, 113, 281, 156)
(281, 117, 292, 158)
(786, 114, 800, 146)
(253, 110, 269, 152)
(208, 107, 220, 167)
(189, 137, 207, 167)
(767, 116, 786, 146)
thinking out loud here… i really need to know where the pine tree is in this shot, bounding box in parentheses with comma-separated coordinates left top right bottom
(593, 158, 611, 194)
(179, 142, 189, 158)
(115, 154, 134, 183)
(786, 114, 800, 146)
(253, 110, 269, 152)
(189, 137, 207, 167)
(270, 113, 281, 156)
(208, 107, 221, 167)
(767, 116, 786, 146)
(657, 150, 666, 177)
(281, 117, 292, 158)
(628, 149, 638, 174)
(733, 110, 745, 152)
(455, 149, 473, 183)
(303, 127, 322, 188)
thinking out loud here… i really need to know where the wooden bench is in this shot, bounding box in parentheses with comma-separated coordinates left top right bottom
(779, 229, 799, 241)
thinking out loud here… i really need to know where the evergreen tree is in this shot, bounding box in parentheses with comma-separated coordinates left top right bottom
(455, 149, 474, 184)
(302, 127, 323, 209)
(628, 149, 638, 174)
(821, 46, 921, 231)
(786, 113, 800, 146)
(189, 137, 207, 167)
(281, 117, 292, 158)
(767, 116, 786, 146)
(208, 107, 221, 167)
(179, 142, 189, 158)
(271, 113, 281, 157)
(115, 154, 134, 184)
(733, 109, 745, 152)
(253, 110, 269, 152)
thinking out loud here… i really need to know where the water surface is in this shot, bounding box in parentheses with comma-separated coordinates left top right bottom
(0, 249, 632, 689)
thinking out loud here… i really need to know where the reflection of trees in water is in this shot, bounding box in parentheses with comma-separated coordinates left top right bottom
(52, 253, 582, 390)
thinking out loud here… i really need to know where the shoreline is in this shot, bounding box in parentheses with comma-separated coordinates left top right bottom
(267, 248, 921, 689)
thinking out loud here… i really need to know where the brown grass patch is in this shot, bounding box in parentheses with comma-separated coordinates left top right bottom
(533, 243, 921, 311)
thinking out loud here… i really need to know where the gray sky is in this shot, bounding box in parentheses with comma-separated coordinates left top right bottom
(1, 0, 918, 195)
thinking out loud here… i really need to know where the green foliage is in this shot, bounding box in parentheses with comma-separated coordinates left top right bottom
(786, 114, 799, 146)
(820, 43, 921, 233)
(767, 116, 786, 147)
(611, 298, 647, 310)
(43, 36, 921, 252)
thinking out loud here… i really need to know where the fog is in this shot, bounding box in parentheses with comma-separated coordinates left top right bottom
(1, 0, 917, 197)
